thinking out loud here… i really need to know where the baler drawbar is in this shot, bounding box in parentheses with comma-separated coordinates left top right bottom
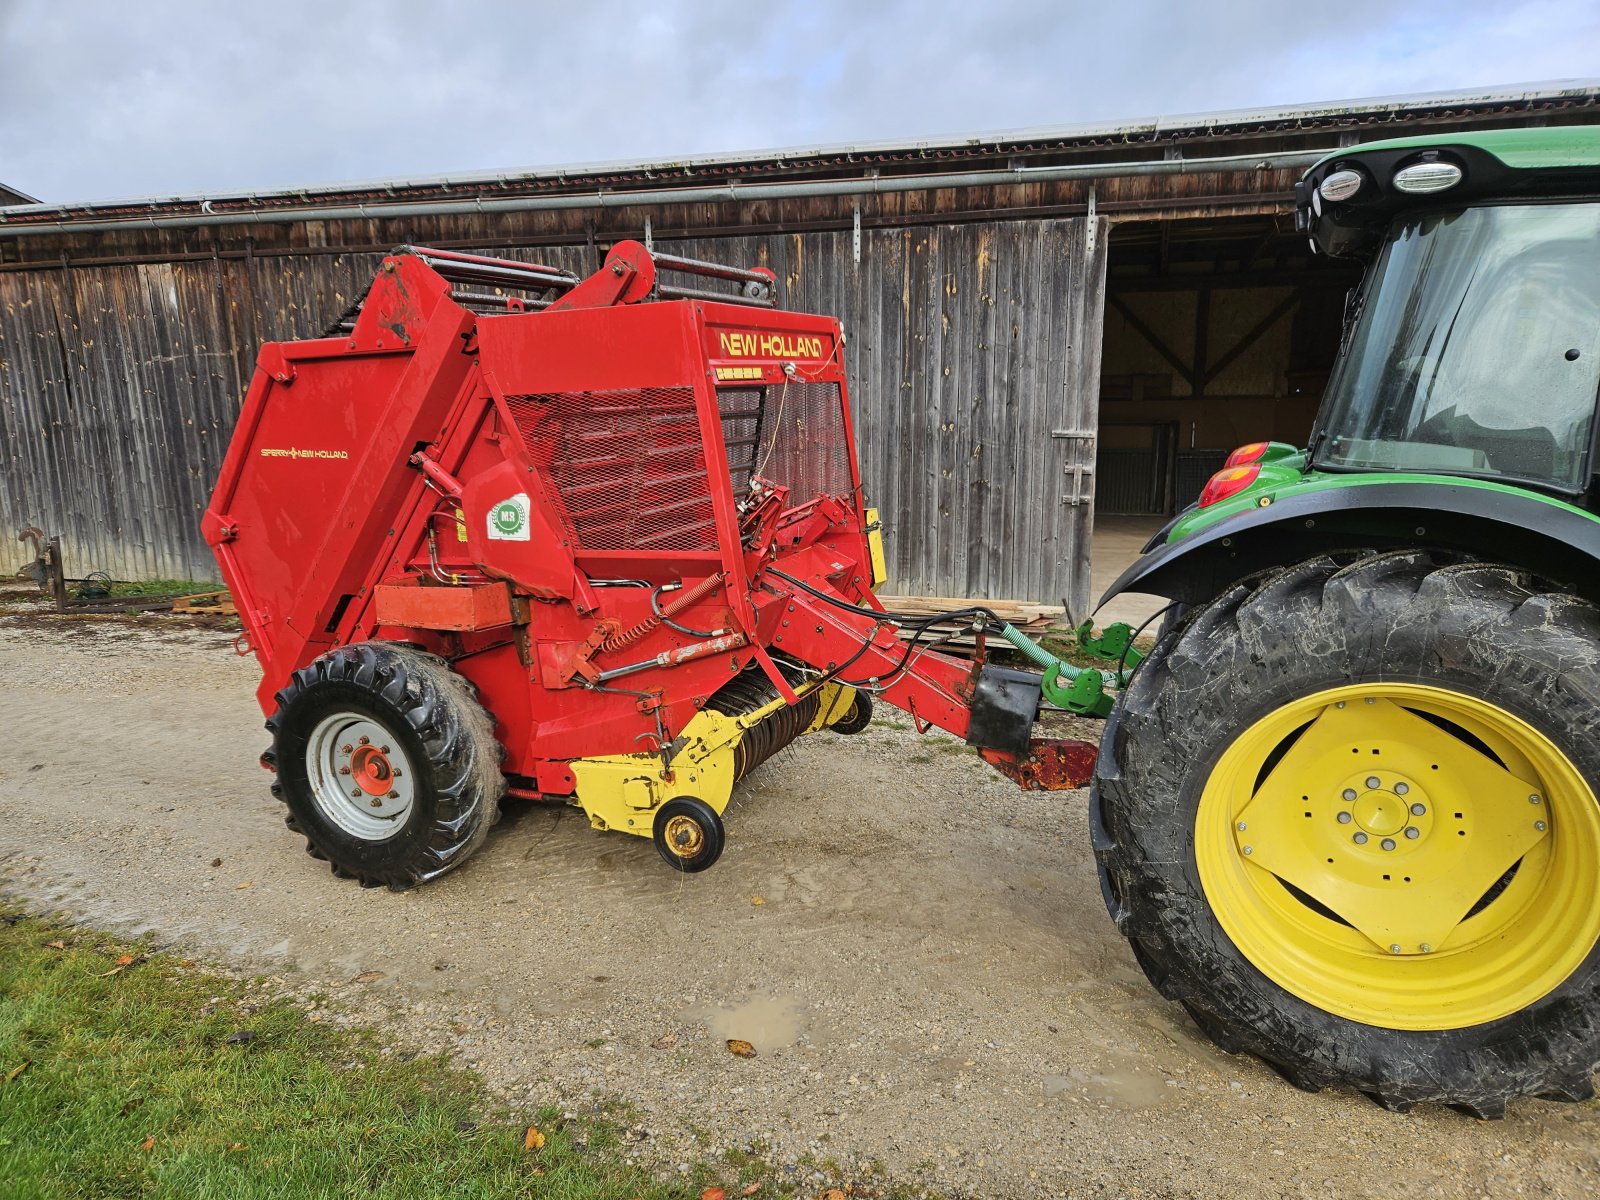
(205, 241, 1126, 883)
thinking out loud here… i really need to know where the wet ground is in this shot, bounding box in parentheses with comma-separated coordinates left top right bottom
(1, 604, 1596, 1198)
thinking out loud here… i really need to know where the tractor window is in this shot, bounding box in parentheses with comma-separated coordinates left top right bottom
(1314, 202, 1600, 493)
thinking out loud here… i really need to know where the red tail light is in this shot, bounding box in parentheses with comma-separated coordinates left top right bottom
(1198, 463, 1261, 508)
(1224, 441, 1270, 469)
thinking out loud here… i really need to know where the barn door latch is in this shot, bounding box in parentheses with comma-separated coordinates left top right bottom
(1051, 428, 1096, 507)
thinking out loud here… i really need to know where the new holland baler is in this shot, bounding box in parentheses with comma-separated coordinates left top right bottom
(205, 242, 1118, 885)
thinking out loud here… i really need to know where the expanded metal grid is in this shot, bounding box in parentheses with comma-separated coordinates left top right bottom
(719, 381, 853, 506)
(504, 388, 719, 553)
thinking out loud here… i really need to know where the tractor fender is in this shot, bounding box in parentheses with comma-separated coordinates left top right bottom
(1100, 480, 1600, 610)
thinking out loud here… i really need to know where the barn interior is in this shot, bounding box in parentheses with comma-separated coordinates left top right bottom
(1095, 214, 1362, 518)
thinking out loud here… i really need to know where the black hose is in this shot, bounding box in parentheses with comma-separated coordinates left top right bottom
(767, 568, 1001, 630)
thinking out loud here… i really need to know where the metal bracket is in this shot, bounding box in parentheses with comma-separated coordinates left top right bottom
(852, 205, 862, 266)
(1085, 186, 1096, 256)
(643, 217, 653, 253)
(1051, 429, 1096, 507)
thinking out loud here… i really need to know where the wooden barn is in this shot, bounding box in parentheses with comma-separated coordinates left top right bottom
(3, 83, 1598, 614)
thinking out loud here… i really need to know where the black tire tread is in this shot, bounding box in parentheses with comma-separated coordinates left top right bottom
(1093, 549, 1600, 1115)
(265, 642, 504, 890)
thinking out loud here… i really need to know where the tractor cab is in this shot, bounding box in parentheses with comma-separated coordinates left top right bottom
(1297, 129, 1600, 507)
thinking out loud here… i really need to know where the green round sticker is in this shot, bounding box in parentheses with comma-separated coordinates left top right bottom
(493, 502, 524, 534)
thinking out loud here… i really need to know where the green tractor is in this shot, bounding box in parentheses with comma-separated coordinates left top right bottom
(1094, 126, 1600, 1117)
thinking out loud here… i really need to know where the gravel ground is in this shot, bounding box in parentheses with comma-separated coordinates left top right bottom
(2, 601, 1598, 1198)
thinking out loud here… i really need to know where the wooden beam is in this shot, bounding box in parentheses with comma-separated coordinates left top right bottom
(1193, 289, 1211, 399)
(1106, 293, 1196, 390)
(1107, 268, 1360, 294)
(1202, 290, 1303, 386)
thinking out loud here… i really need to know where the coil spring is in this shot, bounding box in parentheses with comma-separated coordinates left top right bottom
(599, 573, 726, 654)
(707, 665, 822, 782)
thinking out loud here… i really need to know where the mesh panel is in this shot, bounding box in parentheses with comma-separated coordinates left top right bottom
(720, 381, 853, 505)
(503, 388, 718, 552)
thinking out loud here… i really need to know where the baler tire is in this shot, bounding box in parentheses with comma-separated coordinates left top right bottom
(1092, 550, 1600, 1116)
(652, 797, 725, 873)
(830, 692, 873, 735)
(264, 642, 505, 891)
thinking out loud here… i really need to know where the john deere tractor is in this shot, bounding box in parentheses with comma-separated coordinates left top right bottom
(1094, 126, 1600, 1116)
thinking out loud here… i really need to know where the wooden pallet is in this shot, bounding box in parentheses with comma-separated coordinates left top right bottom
(877, 594, 1065, 655)
(171, 590, 237, 616)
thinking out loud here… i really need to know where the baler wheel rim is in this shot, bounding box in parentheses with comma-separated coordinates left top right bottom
(304, 711, 416, 841)
(652, 796, 725, 873)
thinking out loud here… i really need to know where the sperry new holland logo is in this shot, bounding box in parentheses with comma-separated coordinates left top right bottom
(488, 494, 531, 541)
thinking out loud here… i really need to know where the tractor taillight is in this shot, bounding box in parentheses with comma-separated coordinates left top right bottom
(1224, 442, 1270, 469)
(1198, 464, 1261, 508)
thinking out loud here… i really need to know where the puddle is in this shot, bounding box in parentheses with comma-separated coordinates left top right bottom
(1044, 1064, 1172, 1110)
(698, 994, 805, 1053)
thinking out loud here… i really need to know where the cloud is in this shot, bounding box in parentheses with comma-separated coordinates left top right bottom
(1, 0, 1597, 203)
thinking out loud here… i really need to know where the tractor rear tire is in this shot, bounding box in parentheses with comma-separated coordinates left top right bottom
(263, 642, 505, 890)
(1093, 550, 1600, 1115)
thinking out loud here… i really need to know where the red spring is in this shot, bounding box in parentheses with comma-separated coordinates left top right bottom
(599, 573, 725, 654)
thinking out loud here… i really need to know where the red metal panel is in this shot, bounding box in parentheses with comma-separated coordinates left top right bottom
(373, 580, 513, 631)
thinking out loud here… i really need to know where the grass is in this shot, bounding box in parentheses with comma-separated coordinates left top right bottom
(0, 911, 751, 1200)
(105, 579, 220, 599)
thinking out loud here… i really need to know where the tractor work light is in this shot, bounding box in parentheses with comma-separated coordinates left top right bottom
(1318, 169, 1364, 203)
(1393, 160, 1463, 194)
(1198, 463, 1261, 508)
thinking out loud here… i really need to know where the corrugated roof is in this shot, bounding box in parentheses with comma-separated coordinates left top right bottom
(3, 80, 1597, 222)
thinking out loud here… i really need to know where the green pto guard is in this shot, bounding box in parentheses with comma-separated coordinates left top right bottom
(994, 622, 1132, 718)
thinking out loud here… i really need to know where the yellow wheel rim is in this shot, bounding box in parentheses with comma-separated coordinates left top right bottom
(1197, 683, 1600, 1030)
(662, 813, 706, 859)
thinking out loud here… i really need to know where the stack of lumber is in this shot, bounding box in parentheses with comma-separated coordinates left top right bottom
(876, 594, 1065, 655)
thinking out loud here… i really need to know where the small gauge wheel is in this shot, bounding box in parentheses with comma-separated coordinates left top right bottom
(830, 692, 873, 735)
(653, 797, 725, 873)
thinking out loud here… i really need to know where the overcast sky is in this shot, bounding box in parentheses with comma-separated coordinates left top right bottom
(2, 0, 1598, 204)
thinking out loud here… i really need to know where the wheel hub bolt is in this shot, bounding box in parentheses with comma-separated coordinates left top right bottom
(1404, 826, 1420, 840)
(1389, 944, 1402, 954)
(342, 744, 353, 754)
(1530, 794, 1542, 805)
(388, 790, 400, 799)
(1381, 838, 1397, 851)
(1410, 802, 1426, 816)
(358, 736, 370, 746)
(350, 788, 362, 797)
(1242, 845, 1253, 855)
(1342, 788, 1358, 801)
(1366, 776, 1382, 789)
(380, 745, 390, 753)
(1420, 944, 1433, 954)
(1353, 832, 1369, 845)
(1237, 821, 1247, 831)
(1535, 820, 1548, 832)
(1337, 811, 1354, 824)
(1394, 782, 1410, 796)
(339, 766, 351, 776)
(369, 798, 382, 808)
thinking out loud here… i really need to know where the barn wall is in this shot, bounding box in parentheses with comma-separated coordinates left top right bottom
(0, 217, 1107, 607)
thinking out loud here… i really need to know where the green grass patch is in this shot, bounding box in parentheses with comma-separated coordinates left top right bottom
(0, 912, 744, 1199)
(105, 579, 220, 599)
